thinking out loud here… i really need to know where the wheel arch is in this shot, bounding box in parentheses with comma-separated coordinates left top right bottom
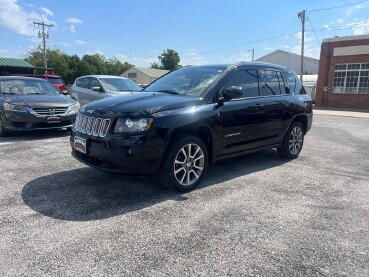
(291, 114, 308, 134)
(167, 125, 213, 163)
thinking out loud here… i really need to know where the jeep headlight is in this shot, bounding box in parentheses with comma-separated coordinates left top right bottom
(114, 118, 154, 133)
(3, 102, 28, 113)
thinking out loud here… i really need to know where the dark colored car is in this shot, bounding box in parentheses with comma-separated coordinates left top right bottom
(0, 76, 79, 136)
(70, 62, 313, 192)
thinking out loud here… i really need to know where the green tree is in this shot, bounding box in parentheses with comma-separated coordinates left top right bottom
(105, 57, 133, 76)
(25, 47, 69, 78)
(150, 49, 181, 70)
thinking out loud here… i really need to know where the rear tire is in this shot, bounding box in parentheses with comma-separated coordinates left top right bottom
(160, 135, 208, 192)
(278, 122, 304, 159)
(0, 118, 8, 137)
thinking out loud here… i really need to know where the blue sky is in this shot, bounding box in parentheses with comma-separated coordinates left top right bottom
(1, 0, 369, 67)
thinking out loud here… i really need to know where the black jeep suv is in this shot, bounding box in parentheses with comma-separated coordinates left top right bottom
(70, 62, 312, 191)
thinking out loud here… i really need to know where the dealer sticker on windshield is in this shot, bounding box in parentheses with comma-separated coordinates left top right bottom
(74, 137, 86, 154)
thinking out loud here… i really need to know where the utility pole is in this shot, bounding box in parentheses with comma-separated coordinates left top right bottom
(33, 21, 54, 69)
(298, 10, 305, 82)
(248, 48, 255, 61)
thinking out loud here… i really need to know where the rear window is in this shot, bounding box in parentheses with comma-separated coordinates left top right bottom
(47, 77, 63, 85)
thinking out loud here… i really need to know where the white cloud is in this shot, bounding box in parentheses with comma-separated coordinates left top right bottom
(0, 0, 53, 35)
(40, 7, 53, 16)
(69, 24, 76, 33)
(230, 51, 253, 62)
(62, 42, 72, 47)
(346, 3, 367, 16)
(86, 49, 104, 56)
(116, 54, 157, 67)
(348, 19, 369, 35)
(76, 40, 86, 45)
(66, 17, 82, 24)
(181, 49, 209, 66)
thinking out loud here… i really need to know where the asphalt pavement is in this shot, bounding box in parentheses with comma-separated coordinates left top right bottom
(0, 114, 368, 276)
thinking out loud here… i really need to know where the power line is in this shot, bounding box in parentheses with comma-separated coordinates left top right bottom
(309, 0, 369, 13)
(61, 0, 245, 43)
(306, 17, 321, 46)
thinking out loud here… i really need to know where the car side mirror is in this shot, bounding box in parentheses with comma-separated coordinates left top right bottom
(92, 86, 103, 92)
(223, 86, 243, 100)
(285, 87, 291, 94)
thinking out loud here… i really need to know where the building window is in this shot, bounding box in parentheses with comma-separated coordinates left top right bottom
(128, 73, 137, 78)
(333, 63, 369, 93)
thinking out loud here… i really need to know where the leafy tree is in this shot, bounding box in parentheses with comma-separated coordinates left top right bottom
(25, 47, 69, 78)
(150, 49, 181, 70)
(150, 62, 161, 69)
(106, 57, 132, 76)
(24, 47, 134, 85)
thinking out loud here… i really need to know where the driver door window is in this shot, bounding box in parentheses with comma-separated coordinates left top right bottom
(223, 69, 260, 98)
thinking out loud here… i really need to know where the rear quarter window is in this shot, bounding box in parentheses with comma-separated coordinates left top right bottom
(285, 72, 305, 94)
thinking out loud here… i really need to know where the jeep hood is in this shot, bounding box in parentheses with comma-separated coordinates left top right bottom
(83, 91, 202, 117)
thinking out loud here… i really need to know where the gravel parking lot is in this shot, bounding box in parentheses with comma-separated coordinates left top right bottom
(0, 114, 368, 276)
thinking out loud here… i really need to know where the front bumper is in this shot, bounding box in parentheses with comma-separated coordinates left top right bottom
(2, 110, 77, 132)
(70, 131, 165, 175)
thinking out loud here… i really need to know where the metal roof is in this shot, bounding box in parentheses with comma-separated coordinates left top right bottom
(132, 67, 170, 78)
(0, 57, 34, 68)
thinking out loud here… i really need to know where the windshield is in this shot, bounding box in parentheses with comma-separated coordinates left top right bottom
(47, 77, 63, 85)
(100, 78, 141, 92)
(145, 66, 226, 97)
(0, 79, 59, 95)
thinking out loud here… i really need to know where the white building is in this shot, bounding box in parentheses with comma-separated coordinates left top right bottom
(120, 67, 169, 86)
(256, 50, 319, 74)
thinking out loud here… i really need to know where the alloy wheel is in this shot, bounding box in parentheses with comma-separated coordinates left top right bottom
(289, 126, 303, 155)
(174, 143, 205, 186)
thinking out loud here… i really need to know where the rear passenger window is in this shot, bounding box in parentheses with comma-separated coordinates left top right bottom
(285, 72, 297, 94)
(223, 69, 260, 98)
(79, 78, 90, 89)
(260, 69, 283, 96)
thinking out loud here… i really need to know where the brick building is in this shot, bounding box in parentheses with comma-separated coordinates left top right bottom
(315, 35, 369, 109)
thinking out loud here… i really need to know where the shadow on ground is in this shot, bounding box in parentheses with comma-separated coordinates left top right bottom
(22, 149, 288, 221)
(0, 129, 70, 142)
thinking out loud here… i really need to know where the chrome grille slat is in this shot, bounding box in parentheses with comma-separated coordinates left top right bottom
(73, 112, 111, 138)
(33, 107, 68, 115)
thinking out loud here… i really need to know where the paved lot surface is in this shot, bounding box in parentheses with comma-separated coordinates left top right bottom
(0, 114, 368, 276)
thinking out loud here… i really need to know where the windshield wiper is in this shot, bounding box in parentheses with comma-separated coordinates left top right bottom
(155, 89, 180, 95)
(1, 92, 16, 95)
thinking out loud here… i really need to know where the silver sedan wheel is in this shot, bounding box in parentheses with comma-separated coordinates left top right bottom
(289, 126, 303, 155)
(174, 143, 205, 186)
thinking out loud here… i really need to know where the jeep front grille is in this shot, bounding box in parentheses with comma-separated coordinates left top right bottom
(33, 107, 68, 115)
(74, 113, 111, 137)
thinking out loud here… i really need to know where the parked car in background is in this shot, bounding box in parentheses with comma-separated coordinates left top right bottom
(70, 62, 313, 192)
(70, 75, 142, 106)
(0, 76, 79, 136)
(13, 74, 68, 95)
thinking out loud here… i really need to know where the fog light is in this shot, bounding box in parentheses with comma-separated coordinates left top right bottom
(128, 147, 138, 156)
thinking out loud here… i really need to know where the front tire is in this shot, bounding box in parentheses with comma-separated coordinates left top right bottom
(160, 135, 208, 192)
(278, 122, 304, 159)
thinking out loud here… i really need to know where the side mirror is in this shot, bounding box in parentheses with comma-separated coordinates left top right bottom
(92, 86, 102, 92)
(223, 86, 243, 100)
